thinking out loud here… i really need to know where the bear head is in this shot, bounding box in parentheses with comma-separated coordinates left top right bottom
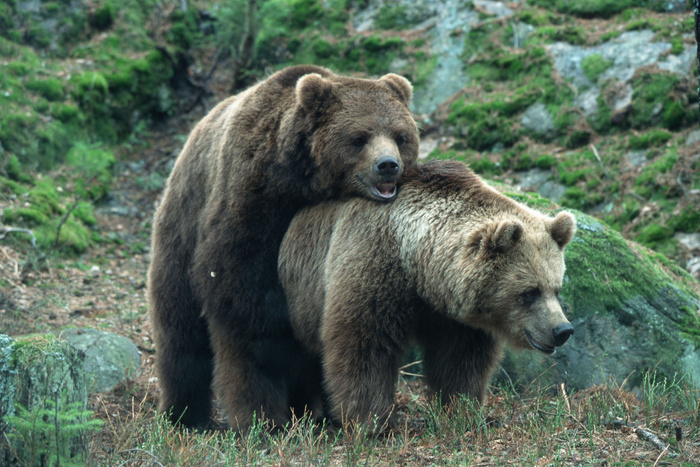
(294, 72, 419, 202)
(466, 211, 577, 354)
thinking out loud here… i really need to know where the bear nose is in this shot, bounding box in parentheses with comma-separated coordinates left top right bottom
(552, 323, 574, 347)
(375, 156, 399, 177)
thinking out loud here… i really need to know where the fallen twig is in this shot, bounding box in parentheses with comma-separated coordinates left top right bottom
(590, 144, 610, 179)
(609, 418, 670, 452)
(0, 226, 38, 249)
(636, 426, 669, 452)
(558, 383, 571, 414)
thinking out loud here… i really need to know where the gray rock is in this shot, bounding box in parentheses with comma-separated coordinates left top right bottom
(411, 2, 481, 115)
(473, 1, 512, 17)
(548, 30, 680, 91)
(627, 150, 648, 168)
(57, 328, 141, 393)
(687, 257, 700, 280)
(575, 87, 599, 117)
(517, 168, 551, 191)
(419, 137, 440, 159)
(660, 0, 690, 12)
(686, 130, 700, 146)
(521, 103, 554, 136)
(499, 211, 700, 393)
(675, 233, 700, 250)
(537, 181, 567, 203)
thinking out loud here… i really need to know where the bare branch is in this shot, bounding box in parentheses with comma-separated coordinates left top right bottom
(0, 226, 38, 249)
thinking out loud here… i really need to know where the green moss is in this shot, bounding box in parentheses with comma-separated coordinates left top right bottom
(66, 143, 115, 201)
(50, 103, 80, 123)
(0, 176, 28, 197)
(634, 151, 677, 193)
(625, 18, 655, 31)
(91, 0, 115, 31)
(3, 207, 51, 227)
(504, 191, 558, 210)
(375, 3, 412, 30)
(670, 208, 700, 233)
(581, 54, 612, 83)
(25, 77, 64, 102)
(635, 223, 674, 248)
(73, 71, 109, 98)
(534, 155, 556, 169)
(628, 130, 672, 150)
(530, 25, 587, 45)
(5, 61, 31, 76)
(166, 7, 199, 51)
(599, 30, 622, 42)
(5, 154, 33, 183)
(630, 71, 685, 130)
(290, 0, 323, 28)
(528, 0, 644, 19)
(517, 8, 558, 26)
(669, 38, 684, 55)
(565, 130, 591, 148)
(311, 38, 334, 59)
(470, 157, 498, 175)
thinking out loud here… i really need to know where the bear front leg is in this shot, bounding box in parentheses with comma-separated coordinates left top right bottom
(322, 334, 398, 431)
(418, 312, 504, 406)
(321, 297, 405, 431)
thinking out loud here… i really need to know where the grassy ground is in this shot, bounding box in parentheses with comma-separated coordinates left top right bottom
(88, 372, 700, 465)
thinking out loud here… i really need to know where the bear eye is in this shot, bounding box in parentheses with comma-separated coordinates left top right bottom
(395, 134, 407, 147)
(521, 288, 540, 305)
(350, 135, 367, 149)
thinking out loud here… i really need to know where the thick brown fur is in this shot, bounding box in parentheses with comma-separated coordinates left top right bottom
(278, 159, 577, 428)
(147, 65, 419, 430)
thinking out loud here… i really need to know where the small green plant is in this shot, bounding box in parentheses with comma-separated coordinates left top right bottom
(581, 53, 612, 83)
(6, 398, 103, 466)
(90, 0, 115, 31)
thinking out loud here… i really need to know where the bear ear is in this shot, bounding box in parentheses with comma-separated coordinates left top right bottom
(379, 73, 413, 107)
(547, 211, 576, 248)
(296, 73, 334, 113)
(467, 219, 524, 256)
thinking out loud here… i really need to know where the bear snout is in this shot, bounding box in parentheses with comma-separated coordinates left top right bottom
(552, 322, 574, 347)
(374, 156, 400, 177)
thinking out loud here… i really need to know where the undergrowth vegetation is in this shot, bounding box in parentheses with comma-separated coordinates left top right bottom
(88, 373, 700, 465)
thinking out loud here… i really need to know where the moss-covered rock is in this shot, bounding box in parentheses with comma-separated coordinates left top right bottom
(499, 208, 700, 392)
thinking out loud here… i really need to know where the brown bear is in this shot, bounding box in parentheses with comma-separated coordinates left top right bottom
(278, 159, 576, 428)
(147, 65, 419, 431)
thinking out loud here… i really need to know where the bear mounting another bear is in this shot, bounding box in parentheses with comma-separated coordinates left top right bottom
(147, 65, 419, 431)
(279, 159, 576, 431)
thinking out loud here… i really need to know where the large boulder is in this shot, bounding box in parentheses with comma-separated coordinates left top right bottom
(499, 203, 700, 392)
(57, 328, 141, 393)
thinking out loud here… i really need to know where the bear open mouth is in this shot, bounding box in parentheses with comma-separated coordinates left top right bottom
(370, 182, 398, 200)
(526, 331, 555, 355)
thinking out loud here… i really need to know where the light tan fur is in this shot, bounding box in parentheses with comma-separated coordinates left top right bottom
(278, 160, 576, 427)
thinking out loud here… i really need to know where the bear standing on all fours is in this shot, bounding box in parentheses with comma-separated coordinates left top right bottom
(147, 65, 419, 431)
(278, 159, 576, 429)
